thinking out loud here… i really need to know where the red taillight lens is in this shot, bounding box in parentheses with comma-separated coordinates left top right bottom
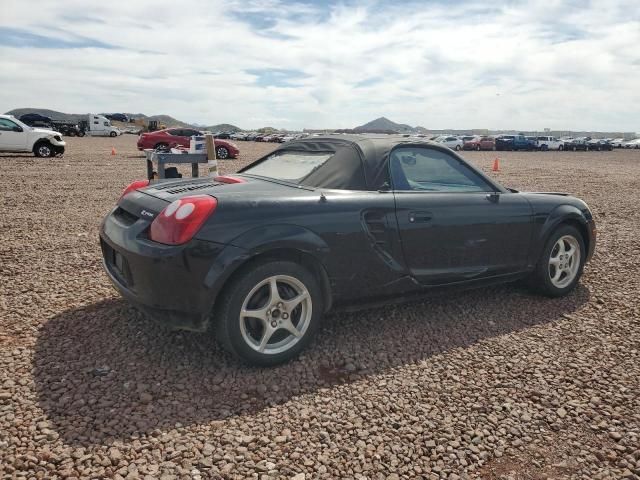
(120, 179, 150, 200)
(149, 195, 217, 245)
(214, 175, 246, 184)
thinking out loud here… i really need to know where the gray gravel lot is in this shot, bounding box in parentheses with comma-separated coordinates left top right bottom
(1, 136, 639, 479)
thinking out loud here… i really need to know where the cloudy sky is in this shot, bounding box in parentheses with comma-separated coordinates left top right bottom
(0, 0, 638, 131)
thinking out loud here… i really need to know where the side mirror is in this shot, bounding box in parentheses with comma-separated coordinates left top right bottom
(13, 126, 23, 132)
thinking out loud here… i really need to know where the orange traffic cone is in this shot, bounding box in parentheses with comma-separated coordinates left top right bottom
(492, 157, 500, 172)
(111, 147, 116, 156)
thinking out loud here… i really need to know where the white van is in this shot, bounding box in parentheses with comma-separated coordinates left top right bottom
(86, 114, 121, 137)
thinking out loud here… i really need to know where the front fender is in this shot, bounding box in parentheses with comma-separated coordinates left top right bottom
(530, 204, 592, 266)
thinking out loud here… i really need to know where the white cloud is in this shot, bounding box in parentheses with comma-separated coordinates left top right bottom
(0, 0, 638, 131)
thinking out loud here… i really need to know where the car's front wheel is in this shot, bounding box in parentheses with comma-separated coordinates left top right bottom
(455, 145, 461, 151)
(215, 260, 323, 366)
(34, 141, 54, 157)
(110, 131, 117, 137)
(531, 225, 585, 297)
(216, 146, 229, 159)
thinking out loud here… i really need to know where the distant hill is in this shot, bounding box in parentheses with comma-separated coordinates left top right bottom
(205, 123, 242, 132)
(126, 113, 193, 128)
(354, 117, 416, 133)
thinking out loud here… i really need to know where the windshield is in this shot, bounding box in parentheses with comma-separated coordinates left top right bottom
(242, 151, 333, 184)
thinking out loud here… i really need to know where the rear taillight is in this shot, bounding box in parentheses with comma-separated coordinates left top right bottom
(149, 195, 217, 245)
(120, 179, 150, 201)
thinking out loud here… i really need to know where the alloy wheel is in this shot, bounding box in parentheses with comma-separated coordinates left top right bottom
(38, 145, 52, 157)
(239, 275, 312, 354)
(217, 147, 229, 159)
(548, 235, 581, 288)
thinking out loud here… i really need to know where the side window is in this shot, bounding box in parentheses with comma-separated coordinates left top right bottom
(389, 147, 493, 193)
(168, 129, 183, 136)
(0, 118, 19, 131)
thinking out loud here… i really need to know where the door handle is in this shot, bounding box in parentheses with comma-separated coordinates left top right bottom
(409, 211, 432, 223)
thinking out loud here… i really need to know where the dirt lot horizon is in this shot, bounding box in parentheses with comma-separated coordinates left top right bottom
(1, 135, 639, 479)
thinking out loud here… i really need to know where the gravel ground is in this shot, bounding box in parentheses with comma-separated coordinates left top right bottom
(1, 136, 639, 480)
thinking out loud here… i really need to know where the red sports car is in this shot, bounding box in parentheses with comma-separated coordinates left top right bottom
(137, 128, 239, 159)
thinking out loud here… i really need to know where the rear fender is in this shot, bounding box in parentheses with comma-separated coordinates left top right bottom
(202, 224, 330, 313)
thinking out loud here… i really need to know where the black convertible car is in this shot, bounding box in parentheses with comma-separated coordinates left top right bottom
(100, 135, 596, 365)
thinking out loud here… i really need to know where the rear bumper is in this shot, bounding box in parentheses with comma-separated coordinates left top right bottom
(99, 206, 246, 331)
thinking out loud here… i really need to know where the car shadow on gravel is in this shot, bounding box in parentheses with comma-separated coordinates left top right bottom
(34, 284, 589, 446)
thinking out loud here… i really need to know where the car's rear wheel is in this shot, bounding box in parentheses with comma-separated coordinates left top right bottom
(215, 260, 323, 366)
(34, 142, 54, 157)
(216, 146, 229, 159)
(455, 145, 461, 151)
(530, 225, 585, 297)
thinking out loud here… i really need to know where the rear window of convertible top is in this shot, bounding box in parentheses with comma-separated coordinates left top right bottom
(242, 151, 333, 184)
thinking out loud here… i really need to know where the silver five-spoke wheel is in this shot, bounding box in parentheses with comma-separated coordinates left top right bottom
(548, 235, 581, 288)
(239, 275, 312, 355)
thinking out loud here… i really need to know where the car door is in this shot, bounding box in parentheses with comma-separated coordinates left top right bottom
(168, 128, 190, 147)
(390, 146, 533, 286)
(0, 118, 27, 150)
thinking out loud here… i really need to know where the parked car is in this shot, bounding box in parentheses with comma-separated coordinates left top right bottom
(587, 139, 613, 151)
(137, 128, 239, 159)
(101, 135, 596, 365)
(105, 113, 129, 123)
(435, 135, 463, 151)
(535, 136, 564, 151)
(0, 114, 66, 157)
(610, 138, 626, 148)
(565, 137, 590, 151)
(463, 135, 495, 151)
(19, 113, 53, 127)
(622, 138, 640, 149)
(495, 134, 536, 151)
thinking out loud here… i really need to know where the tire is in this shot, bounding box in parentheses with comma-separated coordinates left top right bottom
(68, 130, 76, 137)
(216, 146, 229, 159)
(214, 260, 324, 366)
(77, 131, 85, 137)
(476, 145, 481, 151)
(558, 145, 564, 151)
(455, 145, 461, 151)
(109, 131, 117, 137)
(530, 225, 585, 297)
(541, 144, 548, 151)
(572, 146, 577, 152)
(154, 142, 169, 151)
(33, 142, 54, 158)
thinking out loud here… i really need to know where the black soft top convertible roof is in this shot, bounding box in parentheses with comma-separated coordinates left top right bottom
(239, 134, 500, 191)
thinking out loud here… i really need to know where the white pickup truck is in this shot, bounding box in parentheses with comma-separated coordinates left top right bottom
(0, 114, 66, 157)
(535, 136, 564, 151)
